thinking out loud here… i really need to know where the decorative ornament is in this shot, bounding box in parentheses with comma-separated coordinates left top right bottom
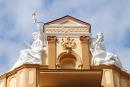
(61, 37, 76, 53)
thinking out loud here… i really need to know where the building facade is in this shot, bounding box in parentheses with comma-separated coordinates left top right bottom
(0, 16, 130, 87)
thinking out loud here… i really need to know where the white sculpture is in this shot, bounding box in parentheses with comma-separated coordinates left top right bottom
(11, 32, 44, 70)
(10, 12, 47, 70)
(90, 32, 123, 69)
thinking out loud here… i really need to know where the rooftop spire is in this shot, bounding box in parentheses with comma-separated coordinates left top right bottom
(32, 11, 38, 23)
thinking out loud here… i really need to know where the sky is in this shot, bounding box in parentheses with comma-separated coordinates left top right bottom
(0, 0, 130, 74)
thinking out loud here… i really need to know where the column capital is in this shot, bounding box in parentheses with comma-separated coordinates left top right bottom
(80, 36, 90, 43)
(47, 36, 57, 43)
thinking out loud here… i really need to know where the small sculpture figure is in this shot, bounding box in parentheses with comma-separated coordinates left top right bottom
(11, 32, 44, 70)
(61, 37, 76, 52)
(90, 32, 123, 69)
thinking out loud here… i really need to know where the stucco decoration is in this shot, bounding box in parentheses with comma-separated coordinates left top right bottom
(29, 70, 34, 84)
(90, 32, 123, 69)
(0, 80, 4, 87)
(61, 37, 76, 52)
(11, 32, 46, 70)
(9, 77, 16, 87)
(104, 70, 112, 85)
(19, 72, 24, 86)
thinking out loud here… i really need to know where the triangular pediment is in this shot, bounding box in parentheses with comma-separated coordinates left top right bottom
(44, 15, 91, 27)
(44, 15, 91, 34)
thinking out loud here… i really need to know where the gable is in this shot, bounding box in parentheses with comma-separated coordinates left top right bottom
(44, 15, 91, 27)
(44, 16, 91, 35)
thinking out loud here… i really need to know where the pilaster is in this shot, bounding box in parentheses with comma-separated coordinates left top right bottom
(47, 36, 57, 69)
(80, 36, 91, 69)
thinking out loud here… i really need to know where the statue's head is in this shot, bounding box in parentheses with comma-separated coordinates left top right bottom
(32, 32, 40, 40)
(96, 32, 104, 39)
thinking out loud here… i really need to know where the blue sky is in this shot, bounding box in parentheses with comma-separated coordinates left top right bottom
(0, 0, 130, 74)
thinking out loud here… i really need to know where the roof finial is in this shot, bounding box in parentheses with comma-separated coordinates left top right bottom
(32, 11, 38, 23)
(31, 11, 46, 47)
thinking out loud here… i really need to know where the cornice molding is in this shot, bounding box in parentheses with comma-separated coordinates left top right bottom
(0, 64, 129, 80)
(91, 64, 130, 78)
(0, 64, 47, 80)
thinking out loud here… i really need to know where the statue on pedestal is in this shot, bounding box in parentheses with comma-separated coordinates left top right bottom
(11, 32, 45, 70)
(90, 32, 123, 69)
(10, 12, 47, 70)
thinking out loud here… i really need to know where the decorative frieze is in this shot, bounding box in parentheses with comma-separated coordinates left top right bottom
(45, 27, 89, 34)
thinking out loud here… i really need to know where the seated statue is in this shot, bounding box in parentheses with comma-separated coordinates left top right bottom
(11, 32, 45, 70)
(90, 32, 123, 69)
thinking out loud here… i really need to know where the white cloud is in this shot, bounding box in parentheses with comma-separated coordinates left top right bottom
(0, 39, 24, 74)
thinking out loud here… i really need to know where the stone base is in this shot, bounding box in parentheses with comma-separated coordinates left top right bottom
(0, 64, 129, 87)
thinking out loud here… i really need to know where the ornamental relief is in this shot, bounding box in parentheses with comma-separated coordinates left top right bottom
(45, 28, 89, 33)
(61, 37, 76, 52)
